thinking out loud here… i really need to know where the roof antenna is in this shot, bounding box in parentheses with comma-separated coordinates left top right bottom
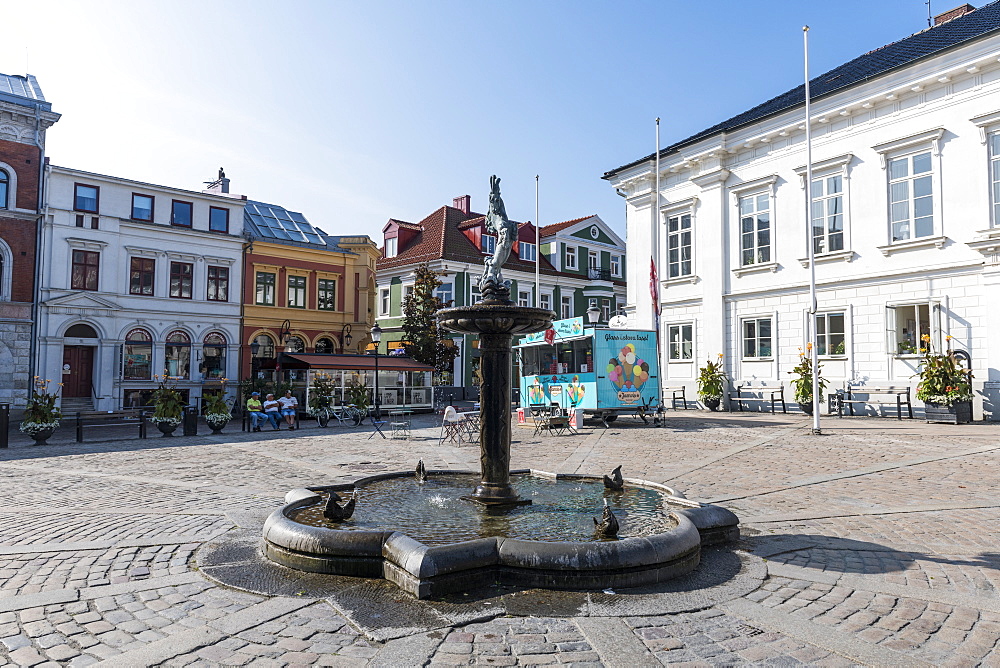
(926, 0, 932, 27)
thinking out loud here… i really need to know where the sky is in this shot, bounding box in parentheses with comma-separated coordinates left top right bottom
(2, 0, 947, 239)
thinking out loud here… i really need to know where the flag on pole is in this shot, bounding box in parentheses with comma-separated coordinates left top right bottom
(649, 257, 659, 316)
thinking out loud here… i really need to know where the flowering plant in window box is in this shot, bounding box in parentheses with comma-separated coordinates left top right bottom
(787, 345, 827, 415)
(916, 335, 972, 423)
(203, 378, 232, 433)
(696, 354, 727, 411)
(19, 377, 63, 444)
(151, 374, 184, 435)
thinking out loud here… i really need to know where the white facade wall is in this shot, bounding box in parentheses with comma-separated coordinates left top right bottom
(611, 32, 1000, 420)
(38, 167, 246, 412)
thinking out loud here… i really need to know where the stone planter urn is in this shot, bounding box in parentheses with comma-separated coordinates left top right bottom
(924, 400, 972, 425)
(206, 416, 230, 435)
(799, 401, 814, 416)
(156, 421, 179, 437)
(702, 396, 721, 412)
(24, 425, 56, 446)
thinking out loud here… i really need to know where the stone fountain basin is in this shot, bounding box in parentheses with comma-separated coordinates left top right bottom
(262, 470, 738, 599)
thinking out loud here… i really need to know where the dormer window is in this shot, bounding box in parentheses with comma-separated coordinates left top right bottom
(483, 235, 496, 255)
(385, 236, 398, 258)
(519, 242, 536, 262)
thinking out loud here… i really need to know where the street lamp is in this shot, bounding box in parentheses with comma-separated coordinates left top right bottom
(370, 323, 382, 419)
(341, 323, 353, 354)
(249, 340, 261, 379)
(586, 304, 602, 326)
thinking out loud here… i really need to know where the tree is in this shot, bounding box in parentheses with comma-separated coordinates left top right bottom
(402, 263, 460, 381)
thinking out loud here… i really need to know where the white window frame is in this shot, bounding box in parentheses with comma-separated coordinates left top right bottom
(740, 316, 774, 360)
(517, 290, 531, 307)
(665, 212, 693, 278)
(0, 238, 13, 301)
(379, 288, 390, 316)
(564, 245, 577, 270)
(610, 254, 621, 278)
(0, 161, 18, 212)
(435, 282, 453, 306)
(588, 250, 599, 270)
(519, 242, 537, 262)
(560, 295, 572, 319)
(886, 301, 941, 358)
(872, 129, 945, 250)
(539, 292, 551, 312)
(730, 175, 778, 275)
(970, 111, 1000, 227)
(601, 298, 611, 322)
(384, 236, 397, 258)
(470, 282, 481, 305)
(814, 311, 847, 358)
(402, 284, 414, 305)
(482, 235, 496, 255)
(666, 322, 694, 361)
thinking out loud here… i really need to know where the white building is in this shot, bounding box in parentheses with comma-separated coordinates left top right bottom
(605, 3, 1000, 420)
(37, 167, 246, 412)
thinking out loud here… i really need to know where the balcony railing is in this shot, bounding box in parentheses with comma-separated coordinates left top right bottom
(588, 267, 614, 281)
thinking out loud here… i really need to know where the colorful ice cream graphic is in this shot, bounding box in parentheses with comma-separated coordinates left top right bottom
(566, 375, 586, 407)
(607, 344, 650, 392)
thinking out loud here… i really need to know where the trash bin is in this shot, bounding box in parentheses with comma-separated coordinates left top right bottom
(183, 405, 199, 436)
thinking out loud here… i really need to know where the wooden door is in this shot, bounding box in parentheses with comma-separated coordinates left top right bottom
(62, 346, 95, 398)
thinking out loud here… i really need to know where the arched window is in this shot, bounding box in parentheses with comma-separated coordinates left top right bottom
(253, 334, 274, 358)
(315, 337, 335, 354)
(0, 169, 8, 209)
(123, 328, 153, 380)
(203, 333, 227, 379)
(65, 323, 99, 338)
(284, 335, 305, 353)
(165, 330, 191, 379)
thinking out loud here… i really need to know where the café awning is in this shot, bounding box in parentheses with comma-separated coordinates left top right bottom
(280, 353, 434, 372)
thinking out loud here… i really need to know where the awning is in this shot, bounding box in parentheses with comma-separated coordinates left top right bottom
(280, 353, 434, 372)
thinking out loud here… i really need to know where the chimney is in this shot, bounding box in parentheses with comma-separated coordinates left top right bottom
(452, 195, 471, 215)
(934, 3, 976, 25)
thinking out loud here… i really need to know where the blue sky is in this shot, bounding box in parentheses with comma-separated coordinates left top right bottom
(3, 0, 942, 238)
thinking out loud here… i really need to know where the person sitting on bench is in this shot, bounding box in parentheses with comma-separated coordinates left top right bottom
(278, 390, 298, 431)
(246, 392, 267, 432)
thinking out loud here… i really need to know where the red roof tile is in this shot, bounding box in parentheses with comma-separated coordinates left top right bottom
(539, 215, 595, 237)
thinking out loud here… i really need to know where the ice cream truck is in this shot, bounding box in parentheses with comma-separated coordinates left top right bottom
(514, 317, 661, 425)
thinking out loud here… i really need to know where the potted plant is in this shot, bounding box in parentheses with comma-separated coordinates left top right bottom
(916, 335, 973, 424)
(307, 372, 336, 426)
(151, 374, 184, 436)
(20, 377, 62, 445)
(697, 354, 727, 411)
(346, 373, 371, 425)
(203, 379, 232, 434)
(788, 345, 827, 415)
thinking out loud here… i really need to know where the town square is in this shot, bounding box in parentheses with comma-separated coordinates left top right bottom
(2, 0, 1000, 665)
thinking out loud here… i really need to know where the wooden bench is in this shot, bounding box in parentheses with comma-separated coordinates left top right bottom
(837, 385, 913, 420)
(663, 386, 688, 410)
(729, 385, 786, 414)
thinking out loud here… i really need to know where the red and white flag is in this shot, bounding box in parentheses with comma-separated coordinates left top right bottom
(543, 328, 556, 345)
(649, 257, 658, 306)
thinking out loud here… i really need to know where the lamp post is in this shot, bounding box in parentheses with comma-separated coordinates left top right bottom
(586, 304, 602, 327)
(249, 340, 261, 380)
(341, 324, 353, 354)
(370, 323, 382, 420)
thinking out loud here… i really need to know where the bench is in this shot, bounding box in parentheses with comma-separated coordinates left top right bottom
(663, 386, 688, 410)
(729, 385, 787, 414)
(837, 385, 913, 420)
(74, 410, 149, 442)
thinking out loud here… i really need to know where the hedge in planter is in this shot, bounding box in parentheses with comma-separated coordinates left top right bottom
(697, 354, 727, 411)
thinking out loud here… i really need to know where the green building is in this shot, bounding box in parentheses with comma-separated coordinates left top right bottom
(375, 195, 626, 394)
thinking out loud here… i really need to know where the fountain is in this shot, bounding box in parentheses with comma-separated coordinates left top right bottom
(260, 176, 739, 599)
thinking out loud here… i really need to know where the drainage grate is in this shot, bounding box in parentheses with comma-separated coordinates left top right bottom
(736, 623, 765, 636)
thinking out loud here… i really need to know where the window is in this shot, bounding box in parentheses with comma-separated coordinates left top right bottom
(284, 335, 305, 353)
(518, 290, 531, 307)
(288, 275, 306, 308)
(888, 303, 936, 355)
(131, 194, 154, 221)
(667, 213, 693, 277)
(315, 337, 335, 354)
(436, 282, 453, 306)
(520, 242, 537, 262)
(74, 184, 99, 213)
(90, 216, 99, 230)
(165, 330, 191, 379)
(380, 288, 390, 315)
(203, 333, 227, 379)
(71, 250, 99, 291)
(565, 245, 577, 270)
(253, 334, 275, 359)
(129, 257, 155, 296)
(540, 293, 551, 312)
(318, 278, 336, 310)
(171, 200, 193, 227)
(209, 207, 229, 233)
(815, 312, 846, 356)
(169, 261, 193, 299)
(207, 265, 229, 301)
(75, 215, 84, 227)
(601, 299, 611, 322)
(667, 323, 693, 360)
(739, 194, 771, 266)
(888, 152, 933, 241)
(385, 237, 398, 258)
(811, 176, 844, 254)
(403, 284, 414, 304)
(122, 328, 153, 381)
(588, 250, 599, 271)
(990, 132, 1000, 226)
(0, 169, 8, 209)
(561, 295, 572, 319)
(610, 255, 621, 278)
(256, 272, 275, 305)
(742, 317, 773, 359)
(482, 235, 496, 255)
(470, 283, 480, 305)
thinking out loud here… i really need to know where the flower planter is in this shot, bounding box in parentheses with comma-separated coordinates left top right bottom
(156, 421, 179, 437)
(798, 402, 814, 416)
(702, 397, 721, 412)
(924, 400, 972, 425)
(206, 418, 230, 435)
(28, 427, 56, 445)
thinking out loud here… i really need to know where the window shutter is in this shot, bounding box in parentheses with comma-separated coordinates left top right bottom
(885, 306, 897, 354)
(931, 301, 943, 350)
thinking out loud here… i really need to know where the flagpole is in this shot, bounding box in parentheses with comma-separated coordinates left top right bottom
(653, 117, 665, 411)
(535, 174, 540, 308)
(804, 26, 821, 435)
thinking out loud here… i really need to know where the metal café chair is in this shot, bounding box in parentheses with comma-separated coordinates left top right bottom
(439, 406, 464, 444)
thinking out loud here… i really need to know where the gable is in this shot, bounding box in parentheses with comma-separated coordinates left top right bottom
(570, 224, 617, 246)
(44, 292, 121, 311)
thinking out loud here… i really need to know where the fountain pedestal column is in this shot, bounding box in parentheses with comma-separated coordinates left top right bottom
(437, 288, 553, 507)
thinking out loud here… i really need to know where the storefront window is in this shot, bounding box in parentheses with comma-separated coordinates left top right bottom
(203, 332, 227, 379)
(122, 328, 152, 381)
(315, 337, 335, 354)
(165, 330, 191, 379)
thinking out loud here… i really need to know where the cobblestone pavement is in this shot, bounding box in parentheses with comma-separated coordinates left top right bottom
(0, 412, 998, 666)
